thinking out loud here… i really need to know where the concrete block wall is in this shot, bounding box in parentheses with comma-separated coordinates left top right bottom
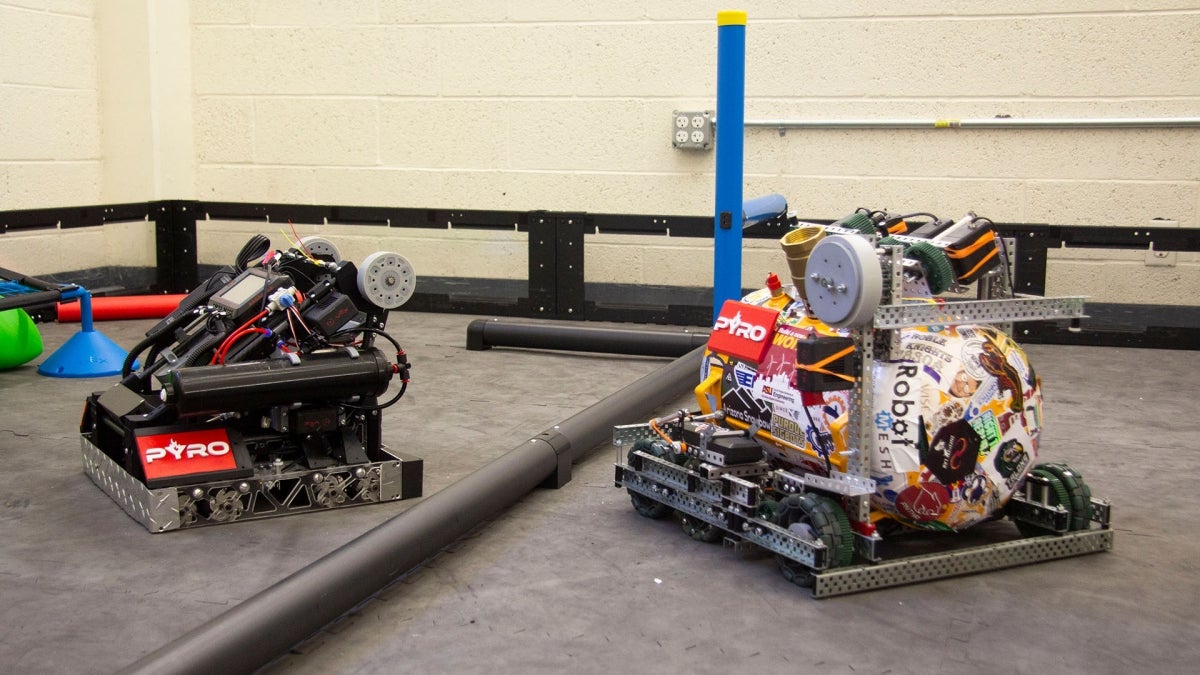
(0, 0, 100, 210)
(190, 1, 1200, 304)
(0, 0, 161, 275)
(3, 1, 1198, 305)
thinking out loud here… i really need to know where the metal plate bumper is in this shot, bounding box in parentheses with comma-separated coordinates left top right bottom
(81, 436, 422, 533)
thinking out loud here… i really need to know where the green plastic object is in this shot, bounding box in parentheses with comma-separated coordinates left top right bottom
(0, 308, 43, 370)
(835, 211, 878, 235)
(905, 241, 957, 294)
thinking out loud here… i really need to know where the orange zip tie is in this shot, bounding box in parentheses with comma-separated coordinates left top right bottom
(945, 231, 996, 258)
(795, 345, 857, 383)
(957, 247, 999, 280)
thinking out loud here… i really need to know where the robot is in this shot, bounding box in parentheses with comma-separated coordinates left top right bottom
(615, 207, 1112, 595)
(80, 234, 422, 531)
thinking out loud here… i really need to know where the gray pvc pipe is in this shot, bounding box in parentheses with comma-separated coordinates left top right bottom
(466, 318, 710, 357)
(120, 344, 705, 675)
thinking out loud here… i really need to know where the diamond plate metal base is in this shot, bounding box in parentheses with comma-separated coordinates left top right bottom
(81, 436, 422, 533)
(811, 528, 1114, 598)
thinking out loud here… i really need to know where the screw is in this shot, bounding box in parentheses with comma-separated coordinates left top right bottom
(191, 488, 204, 499)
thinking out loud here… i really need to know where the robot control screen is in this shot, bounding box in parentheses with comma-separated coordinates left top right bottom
(214, 270, 269, 312)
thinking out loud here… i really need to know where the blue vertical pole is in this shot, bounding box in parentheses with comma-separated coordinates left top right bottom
(713, 9, 747, 322)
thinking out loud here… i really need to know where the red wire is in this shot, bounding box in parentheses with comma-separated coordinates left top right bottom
(214, 327, 269, 364)
(211, 309, 269, 364)
(290, 220, 314, 259)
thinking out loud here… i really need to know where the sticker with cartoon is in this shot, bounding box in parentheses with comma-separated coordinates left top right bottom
(870, 325, 1042, 531)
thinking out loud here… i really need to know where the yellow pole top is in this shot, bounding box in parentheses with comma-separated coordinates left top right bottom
(717, 10, 747, 26)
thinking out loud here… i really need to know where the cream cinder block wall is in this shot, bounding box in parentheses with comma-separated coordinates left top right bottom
(0, 0, 165, 274)
(0, 0, 100, 210)
(190, 1, 1200, 304)
(5, 2, 1197, 304)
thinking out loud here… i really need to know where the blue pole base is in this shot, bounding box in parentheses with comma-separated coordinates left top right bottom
(38, 329, 134, 378)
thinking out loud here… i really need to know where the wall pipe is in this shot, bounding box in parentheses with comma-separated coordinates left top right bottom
(734, 117, 1200, 130)
(466, 318, 710, 357)
(119, 344, 706, 675)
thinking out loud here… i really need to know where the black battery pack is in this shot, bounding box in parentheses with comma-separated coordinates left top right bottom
(303, 292, 359, 336)
(943, 221, 1000, 284)
(795, 334, 857, 391)
(708, 435, 764, 465)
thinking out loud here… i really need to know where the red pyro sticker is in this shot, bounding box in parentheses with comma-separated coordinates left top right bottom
(135, 427, 237, 481)
(707, 300, 780, 364)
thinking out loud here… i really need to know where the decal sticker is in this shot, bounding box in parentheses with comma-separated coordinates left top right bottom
(921, 419, 981, 485)
(733, 361, 757, 389)
(993, 439, 1031, 489)
(895, 482, 950, 522)
(968, 410, 1001, 452)
(136, 427, 237, 481)
(707, 300, 780, 364)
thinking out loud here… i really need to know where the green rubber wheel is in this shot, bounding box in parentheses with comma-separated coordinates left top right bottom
(627, 439, 674, 520)
(839, 212, 879, 235)
(1041, 463, 1093, 531)
(877, 236, 907, 249)
(1015, 467, 1072, 537)
(774, 493, 853, 587)
(905, 241, 956, 294)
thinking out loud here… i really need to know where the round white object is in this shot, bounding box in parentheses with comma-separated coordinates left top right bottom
(299, 235, 341, 262)
(357, 251, 416, 309)
(803, 235, 882, 328)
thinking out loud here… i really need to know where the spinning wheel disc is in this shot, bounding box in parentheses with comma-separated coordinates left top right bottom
(298, 235, 342, 262)
(804, 235, 882, 328)
(357, 251, 416, 309)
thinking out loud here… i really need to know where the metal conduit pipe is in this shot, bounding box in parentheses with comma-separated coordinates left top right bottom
(731, 117, 1200, 130)
(466, 318, 710, 357)
(120, 344, 706, 675)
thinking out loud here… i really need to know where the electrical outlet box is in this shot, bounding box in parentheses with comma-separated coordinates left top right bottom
(672, 110, 713, 150)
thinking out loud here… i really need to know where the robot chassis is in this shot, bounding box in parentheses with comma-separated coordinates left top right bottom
(81, 235, 422, 532)
(614, 211, 1113, 597)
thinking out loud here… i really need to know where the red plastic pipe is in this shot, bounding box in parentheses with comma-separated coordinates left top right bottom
(57, 295, 185, 322)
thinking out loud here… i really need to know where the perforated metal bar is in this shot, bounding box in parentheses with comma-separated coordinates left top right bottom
(796, 470, 876, 496)
(812, 529, 1114, 598)
(874, 296, 1086, 328)
(613, 423, 655, 447)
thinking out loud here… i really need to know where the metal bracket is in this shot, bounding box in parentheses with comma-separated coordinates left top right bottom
(527, 213, 585, 319)
(154, 200, 199, 293)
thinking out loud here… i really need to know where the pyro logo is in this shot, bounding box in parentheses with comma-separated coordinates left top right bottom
(707, 301, 780, 364)
(713, 311, 769, 342)
(136, 427, 237, 481)
(143, 439, 231, 463)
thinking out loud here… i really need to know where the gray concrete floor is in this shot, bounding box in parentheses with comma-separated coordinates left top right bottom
(1, 312, 1198, 674)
